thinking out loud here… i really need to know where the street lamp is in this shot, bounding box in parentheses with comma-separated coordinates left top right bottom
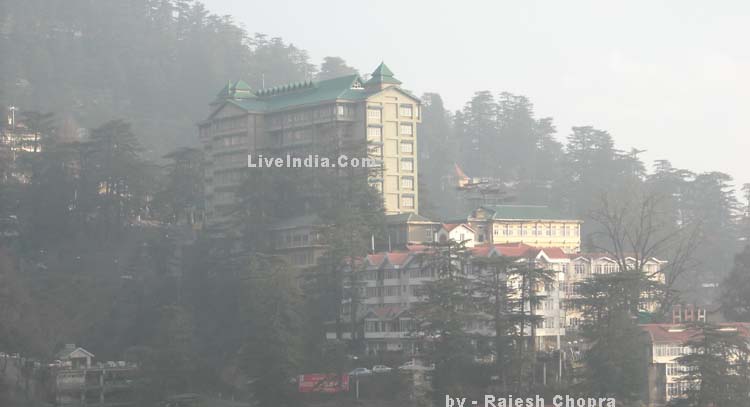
(8, 106, 16, 129)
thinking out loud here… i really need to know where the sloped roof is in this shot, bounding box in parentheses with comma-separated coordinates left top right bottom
(365, 253, 387, 268)
(364, 251, 414, 267)
(640, 323, 750, 344)
(56, 344, 94, 360)
(365, 306, 405, 320)
(366, 62, 402, 85)
(494, 243, 537, 257)
(385, 212, 435, 224)
(386, 252, 412, 266)
(441, 223, 475, 233)
(475, 205, 578, 221)
(470, 245, 497, 258)
(537, 247, 568, 260)
(212, 64, 416, 115)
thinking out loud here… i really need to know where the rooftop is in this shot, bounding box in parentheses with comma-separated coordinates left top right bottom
(640, 323, 750, 344)
(212, 63, 415, 113)
(385, 212, 435, 224)
(473, 205, 579, 221)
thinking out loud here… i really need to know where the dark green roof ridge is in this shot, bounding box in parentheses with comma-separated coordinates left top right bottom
(475, 205, 578, 221)
(366, 62, 402, 85)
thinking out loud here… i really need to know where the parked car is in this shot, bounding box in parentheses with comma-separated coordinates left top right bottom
(348, 367, 372, 377)
(372, 365, 392, 373)
(398, 360, 434, 371)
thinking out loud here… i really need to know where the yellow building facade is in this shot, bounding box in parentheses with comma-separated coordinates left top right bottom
(198, 63, 420, 219)
(468, 205, 583, 253)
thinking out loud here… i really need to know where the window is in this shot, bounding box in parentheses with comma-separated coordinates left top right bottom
(402, 196, 414, 208)
(401, 159, 414, 172)
(400, 124, 413, 136)
(401, 177, 414, 190)
(574, 263, 587, 275)
(367, 108, 381, 120)
(400, 142, 413, 154)
(399, 105, 413, 117)
(367, 126, 382, 138)
(337, 105, 345, 116)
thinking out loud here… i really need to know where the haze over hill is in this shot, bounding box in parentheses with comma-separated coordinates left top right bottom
(203, 0, 750, 188)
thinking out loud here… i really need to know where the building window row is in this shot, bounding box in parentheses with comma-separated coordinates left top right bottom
(654, 345, 692, 357)
(401, 158, 413, 172)
(399, 105, 413, 118)
(212, 117, 246, 132)
(367, 126, 382, 138)
(493, 223, 580, 238)
(400, 141, 413, 154)
(367, 108, 382, 121)
(216, 134, 246, 147)
(401, 176, 414, 190)
(401, 195, 415, 209)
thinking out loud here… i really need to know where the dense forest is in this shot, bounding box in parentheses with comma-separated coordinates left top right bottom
(1, 1, 750, 406)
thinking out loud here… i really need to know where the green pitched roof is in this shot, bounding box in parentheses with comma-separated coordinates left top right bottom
(218, 74, 372, 113)
(212, 64, 415, 115)
(213, 80, 256, 105)
(477, 205, 577, 221)
(366, 62, 402, 85)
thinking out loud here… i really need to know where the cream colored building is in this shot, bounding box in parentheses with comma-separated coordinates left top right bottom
(563, 254, 667, 329)
(467, 205, 583, 253)
(198, 63, 421, 219)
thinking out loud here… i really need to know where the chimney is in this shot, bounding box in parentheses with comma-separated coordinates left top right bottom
(672, 305, 682, 324)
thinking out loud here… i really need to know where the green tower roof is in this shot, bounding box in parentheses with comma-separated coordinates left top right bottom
(366, 62, 402, 85)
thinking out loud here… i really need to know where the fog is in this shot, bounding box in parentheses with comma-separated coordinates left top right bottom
(1, 1, 749, 406)
(206, 0, 750, 186)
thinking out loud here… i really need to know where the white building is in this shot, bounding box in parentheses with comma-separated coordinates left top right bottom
(334, 243, 570, 355)
(640, 322, 750, 406)
(435, 223, 477, 247)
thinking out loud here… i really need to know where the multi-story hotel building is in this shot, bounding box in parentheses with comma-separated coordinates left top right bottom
(333, 243, 569, 355)
(198, 63, 421, 219)
(328, 239, 668, 356)
(563, 253, 667, 329)
(467, 205, 584, 253)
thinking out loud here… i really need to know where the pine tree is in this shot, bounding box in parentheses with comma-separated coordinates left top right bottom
(412, 239, 476, 399)
(316, 56, 358, 80)
(239, 254, 304, 407)
(674, 322, 750, 407)
(720, 246, 750, 322)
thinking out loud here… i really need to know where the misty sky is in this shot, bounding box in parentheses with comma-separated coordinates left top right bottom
(203, 0, 750, 188)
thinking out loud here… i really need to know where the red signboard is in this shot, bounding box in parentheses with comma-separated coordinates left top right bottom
(297, 373, 349, 393)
